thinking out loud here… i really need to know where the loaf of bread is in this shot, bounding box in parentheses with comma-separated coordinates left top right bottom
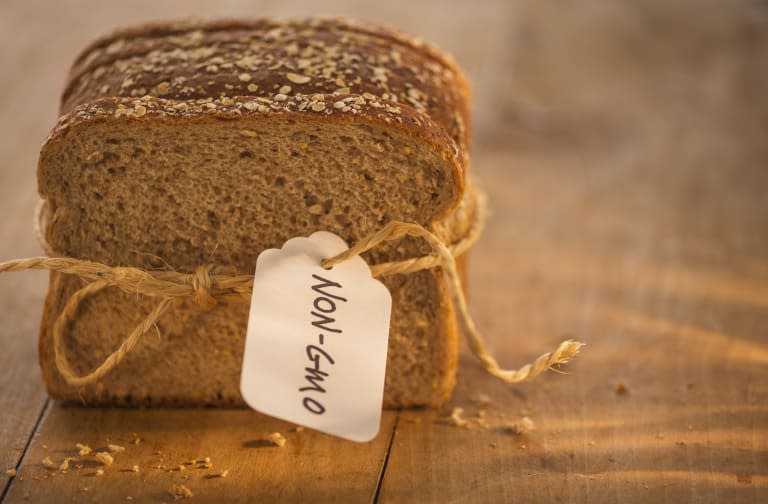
(37, 19, 474, 408)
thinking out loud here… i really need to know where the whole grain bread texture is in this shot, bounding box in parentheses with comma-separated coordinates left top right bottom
(37, 18, 474, 408)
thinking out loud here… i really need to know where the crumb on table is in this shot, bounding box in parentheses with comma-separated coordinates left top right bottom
(107, 444, 126, 453)
(95, 452, 114, 466)
(76, 443, 92, 456)
(169, 483, 194, 500)
(269, 432, 287, 447)
(449, 407, 469, 428)
(41, 456, 56, 469)
(504, 416, 535, 435)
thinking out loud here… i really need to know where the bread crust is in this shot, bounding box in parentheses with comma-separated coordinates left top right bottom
(60, 18, 471, 157)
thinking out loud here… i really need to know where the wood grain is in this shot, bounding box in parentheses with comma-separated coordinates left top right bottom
(3, 406, 397, 503)
(378, 146, 768, 502)
(2, 0, 768, 502)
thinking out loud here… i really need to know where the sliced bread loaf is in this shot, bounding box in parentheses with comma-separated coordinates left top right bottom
(37, 18, 474, 408)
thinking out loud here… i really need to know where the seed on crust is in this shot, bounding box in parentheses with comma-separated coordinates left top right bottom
(286, 72, 311, 84)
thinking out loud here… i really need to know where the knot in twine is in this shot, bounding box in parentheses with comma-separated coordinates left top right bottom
(191, 264, 217, 310)
(2, 190, 584, 389)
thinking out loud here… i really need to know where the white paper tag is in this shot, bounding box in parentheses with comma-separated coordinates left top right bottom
(240, 231, 392, 442)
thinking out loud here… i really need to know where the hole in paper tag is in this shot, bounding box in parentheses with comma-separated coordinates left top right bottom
(240, 231, 392, 442)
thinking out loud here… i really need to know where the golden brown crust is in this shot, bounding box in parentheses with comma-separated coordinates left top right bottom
(60, 18, 471, 157)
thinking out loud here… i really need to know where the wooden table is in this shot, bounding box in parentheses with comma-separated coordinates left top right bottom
(1, 1, 766, 502)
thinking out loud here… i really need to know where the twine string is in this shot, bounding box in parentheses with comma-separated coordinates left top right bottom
(3, 192, 583, 388)
(322, 220, 584, 383)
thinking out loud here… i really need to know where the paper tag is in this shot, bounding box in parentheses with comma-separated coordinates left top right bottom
(240, 231, 392, 442)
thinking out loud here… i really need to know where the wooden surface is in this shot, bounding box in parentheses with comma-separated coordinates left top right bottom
(1, 0, 767, 502)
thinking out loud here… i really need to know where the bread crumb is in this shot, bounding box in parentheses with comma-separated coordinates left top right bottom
(196, 457, 212, 469)
(294, 426, 305, 433)
(130, 465, 139, 473)
(474, 393, 492, 406)
(504, 416, 535, 435)
(95, 452, 114, 466)
(76, 443, 92, 456)
(616, 382, 629, 395)
(5, 468, 16, 477)
(269, 432, 287, 447)
(107, 444, 125, 453)
(239, 129, 257, 137)
(131, 435, 141, 445)
(59, 457, 75, 472)
(126, 497, 134, 501)
(169, 484, 194, 500)
(475, 409, 490, 428)
(42, 456, 56, 469)
(95, 469, 104, 476)
(449, 407, 469, 428)
(210, 469, 229, 478)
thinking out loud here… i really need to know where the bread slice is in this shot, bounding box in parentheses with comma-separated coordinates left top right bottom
(37, 18, 473, 408)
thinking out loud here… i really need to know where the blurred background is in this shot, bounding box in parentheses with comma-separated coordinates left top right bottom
(1, 1, 767, 500)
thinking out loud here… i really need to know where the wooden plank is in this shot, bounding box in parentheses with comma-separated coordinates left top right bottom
(0, 1, 57, 490)
(0, 268, 49, 497)
(378, 138, 768, 500)
(0, 0, 90, 492)
(3, 407, 397, 503)
(380, 2, 768, 500)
